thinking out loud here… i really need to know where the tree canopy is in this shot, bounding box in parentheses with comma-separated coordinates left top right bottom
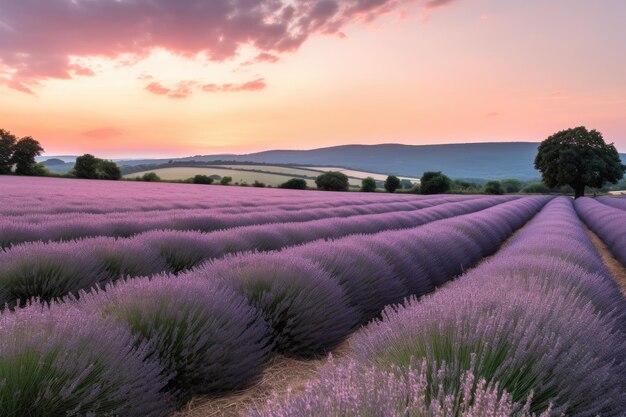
(420, 171, 451, 195)
(0, 129, 17, 175)
(73, 154, 122, 180)
(484, 181, 504, 195)
(280, 178, 307, 190)
(315, 171, 349, 191)
(11, 137, 44, 175)
(384, 175, 400, 193)
(535, 127, 625, 198)
(360, 177, 376, 192)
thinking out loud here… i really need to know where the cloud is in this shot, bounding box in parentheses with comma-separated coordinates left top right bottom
(145, 80, 197, 99)
(145, 78, 266, 98)
(0, 0, 460, 93)
(81, 127, 124, 139)
(202, 78, 267, 93)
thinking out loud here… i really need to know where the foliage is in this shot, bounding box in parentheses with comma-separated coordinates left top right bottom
(399, 179, 413, 189)
(11, 137, 44, 175)
(141, 172, 161, 182)
(74, 154, 122, 180)
(248, 358, 550, 417)
(383, 175, 400, 193)
(192, 174, 213, 185)
(484, 180, 504, 195)
(279, 178, 307, 189)
(0, 129, 17, 174)
(420, 171, 451, 194)
(98, 160, 122, 180)
(500, 178, 523, 193)
(315, 171, 349, 191)
(535, 126, 625, 198)
(0, 305, 172, 417)
(220, 175, 233, 185)
(78, 276, 270, 403)
(360, 176, 376, 192)
(200, 252, 358, 356)
(253, 180, 266, 187)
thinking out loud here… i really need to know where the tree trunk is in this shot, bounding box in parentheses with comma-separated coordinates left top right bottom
(574, 185, 585, 199)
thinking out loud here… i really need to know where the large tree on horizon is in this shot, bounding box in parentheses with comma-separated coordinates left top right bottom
(534, 126, 625, 198)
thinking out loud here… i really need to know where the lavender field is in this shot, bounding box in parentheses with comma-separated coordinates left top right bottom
(1, 176, 625, 417)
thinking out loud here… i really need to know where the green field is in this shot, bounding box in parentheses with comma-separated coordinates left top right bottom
(125, 167, 320, 187)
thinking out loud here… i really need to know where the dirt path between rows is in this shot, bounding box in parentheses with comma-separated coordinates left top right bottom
(586, 228, 626, 296)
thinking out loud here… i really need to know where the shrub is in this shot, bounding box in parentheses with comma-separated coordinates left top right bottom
(192, 174, 213, 185)
(279, 178, 307, 189)
(353, 267, 626, 416)
(248, 358, 551, 417)
(141, 172, 161, 182)
(420, 171, 451, 194)
(360, 177, 376, 192)
(253, 180, 266, 188)
(77, 275, 270, 403)
(500, 178, 523, 193)
(140, 231, 224, 273)
(484, 180, 504, 195)
(291, 240, 406, 322)
(384, 175, 400, 193)
(0, 304, 172, 417)
(0, 243, 105, 307)
(98, 160, 122, 180)
(315, 171, 349, 191)
(195, 252, 358, 356)
(220, 176, 233, 185)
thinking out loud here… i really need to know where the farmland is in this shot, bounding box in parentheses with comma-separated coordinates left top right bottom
(0, 176, 625, 417)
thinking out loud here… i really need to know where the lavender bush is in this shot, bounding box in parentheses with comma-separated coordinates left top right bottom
(575, 197, 626, 266)
(247, 357, 551, 417)
(191, 252, 359, 356)
(74, 275, 271, 403)
(0, 243, 105, 307)
(289, 240, 407, 322)
(0, 303, 172, 417)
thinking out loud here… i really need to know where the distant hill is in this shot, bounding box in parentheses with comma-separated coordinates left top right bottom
(161, 142, 545, 180)
(70, 142, 626, 180)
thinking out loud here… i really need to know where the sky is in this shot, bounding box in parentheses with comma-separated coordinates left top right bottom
(1, 0, 625, 158)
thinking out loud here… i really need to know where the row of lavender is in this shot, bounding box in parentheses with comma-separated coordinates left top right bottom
(1, 176, 420, 216)
(575, 197, 626, 266)
(253, 198, 626, 417)
(0, 194, 482, 246)
(0, 196, 509, 307)
(0, 197, 548, 416)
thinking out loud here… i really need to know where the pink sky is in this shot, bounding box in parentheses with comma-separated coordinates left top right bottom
(1, 0, 625, 158)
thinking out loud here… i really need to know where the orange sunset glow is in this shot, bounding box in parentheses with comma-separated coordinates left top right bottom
(1, 0, 625, 158)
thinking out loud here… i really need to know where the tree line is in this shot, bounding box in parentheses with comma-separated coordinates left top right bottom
(2, 126, 624, 197)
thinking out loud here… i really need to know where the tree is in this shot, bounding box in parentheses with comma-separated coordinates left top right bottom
(535, 126, 625, 198)
(361, 177, 377, 192)
(384, 175, 400, 193)
(484, 181, 504, 195)
(141, 172, 161, 182)
(73, 154, 100, 179)
(98, 160, 122, 180)
(0, 129, 17, 174)
(280, 178, 307, 190)
(500, 179, 523, 193)
(315, 171, 349, 191)
(193, 175, 213, 185)
(253, 180, 266, 188)
(220, 176, 233, 185)
(400, 179, 413, 190)
(420, 171, 451, 195)
(11, 137, 44, 175)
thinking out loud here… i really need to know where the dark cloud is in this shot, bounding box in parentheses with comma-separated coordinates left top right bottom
(0, 0, 460, 93)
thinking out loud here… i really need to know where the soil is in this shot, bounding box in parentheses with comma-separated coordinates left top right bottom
(173, 342, 350, 417)
(586, 228, 626, 295)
